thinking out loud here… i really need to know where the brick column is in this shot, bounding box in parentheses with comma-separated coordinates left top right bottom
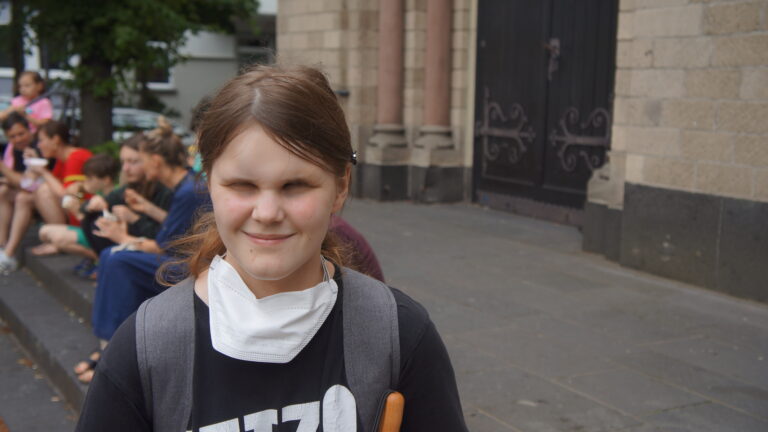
(416, 0, 453, 149)
(411, 0, 462, 202)
(365, 0, 410, 200)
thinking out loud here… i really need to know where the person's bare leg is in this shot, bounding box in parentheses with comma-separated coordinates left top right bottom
(3, 190, 35, 257)
(34, 183, 66, 224)
(30, 224, 63, 256)
(48, 227, 97, 260)
(0, 185, 17, 247)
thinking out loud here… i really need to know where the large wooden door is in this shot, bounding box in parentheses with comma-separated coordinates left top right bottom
(473, 0, 618, 218)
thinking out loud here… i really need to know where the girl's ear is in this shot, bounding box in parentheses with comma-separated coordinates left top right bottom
(332, 165, 351, 213)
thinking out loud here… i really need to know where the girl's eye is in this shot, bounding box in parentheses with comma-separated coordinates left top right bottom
(227, 182, 255, 190)
(283, 181, 309, 190)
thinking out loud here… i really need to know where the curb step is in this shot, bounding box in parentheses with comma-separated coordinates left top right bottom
(0, 249, 98, 414)
(25, 251, 96, 325)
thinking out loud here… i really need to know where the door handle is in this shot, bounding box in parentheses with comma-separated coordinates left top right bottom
(544, 38, 560, 81)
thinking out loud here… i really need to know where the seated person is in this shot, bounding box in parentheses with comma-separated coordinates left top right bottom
(75, 125, 209, 382)
(34, 154, 120, 262)
(0, 120, 91, 271)
(80, 133, 173, 257)
(0, 114, 38, 252)
(330, 214, 384, 282)
(0, 70, 53, 133)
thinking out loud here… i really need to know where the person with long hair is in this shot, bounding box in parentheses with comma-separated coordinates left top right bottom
(0, 120, 91, 271)
(74, 125, 209, 383)
(76, 64, 467, 431)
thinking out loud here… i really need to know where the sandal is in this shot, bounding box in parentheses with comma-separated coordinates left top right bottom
(73, 350, 100, 376)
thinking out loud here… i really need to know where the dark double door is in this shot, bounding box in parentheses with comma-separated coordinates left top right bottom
(473, 0, 618, 213)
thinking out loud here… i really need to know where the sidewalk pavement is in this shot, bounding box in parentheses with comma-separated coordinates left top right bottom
(343, 199, 768, 432)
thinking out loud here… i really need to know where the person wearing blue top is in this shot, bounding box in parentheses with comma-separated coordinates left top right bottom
(75, 124, 210, 383)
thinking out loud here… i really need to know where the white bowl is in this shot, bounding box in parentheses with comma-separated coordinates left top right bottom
(23, 157, 48, 167)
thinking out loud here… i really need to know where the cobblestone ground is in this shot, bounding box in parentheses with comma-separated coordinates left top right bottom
(343, 199, 768, 432)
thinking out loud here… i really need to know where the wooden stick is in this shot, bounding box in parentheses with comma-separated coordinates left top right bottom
(378, 391, 405, 432)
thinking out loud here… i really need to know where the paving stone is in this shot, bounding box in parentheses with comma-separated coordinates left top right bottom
(560, 367, 706, 416)
(614, 350, 768, 420)
(647, 337, 768, 390)
(642, 401, 768, 432)
(456, 325, 617, 379)
(0, 324, 76, 432)
(444, 335, 509, 376)
(456, 366, 639, 431)
(463, 408, 517, 432)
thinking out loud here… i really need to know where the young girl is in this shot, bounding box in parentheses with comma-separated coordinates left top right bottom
(34, 154, 120, 260)
(0, 121, 91, 271)
(0, 71, 53, 133)
(76, 65, 467, 431)
(72, 126, 208, 382)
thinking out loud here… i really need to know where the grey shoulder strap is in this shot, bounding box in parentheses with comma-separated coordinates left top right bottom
(341, 267, 400, 432)
(135, 278, 195, 432)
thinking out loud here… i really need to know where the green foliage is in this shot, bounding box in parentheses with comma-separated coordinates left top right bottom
(89, 140, 121, 159)
(25, 0, 259, 94)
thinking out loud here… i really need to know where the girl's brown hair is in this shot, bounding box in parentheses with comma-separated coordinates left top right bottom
(39, 120, 71, 144)
(139, 118, 187, 168)
(166, 64, 354, 280)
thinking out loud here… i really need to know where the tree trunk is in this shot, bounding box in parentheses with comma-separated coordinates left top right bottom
(79, 57, 113, 148)
(9, 0, 26, 94)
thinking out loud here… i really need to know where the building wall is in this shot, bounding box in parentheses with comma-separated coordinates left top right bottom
(155, 32, 240, 128)
(612, 0, 768, 203)
(277, 0, 475, 196)
(277, 0, 379, 157)
(585, 0, 768, 302)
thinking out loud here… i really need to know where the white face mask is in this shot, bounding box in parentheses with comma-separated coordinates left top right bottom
(207, 254, 338, 363)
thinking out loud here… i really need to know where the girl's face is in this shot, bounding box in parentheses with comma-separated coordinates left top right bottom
(37, 130, 59, 158)
(120, 146, 145, 183)
(208, 123, 348, 289)
(138, 150, 162, 182)
(18, 75, 43, 99)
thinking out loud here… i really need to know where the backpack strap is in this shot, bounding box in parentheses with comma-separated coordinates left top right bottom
(135, 278, 195, 432)
(341, 267, 400, 431)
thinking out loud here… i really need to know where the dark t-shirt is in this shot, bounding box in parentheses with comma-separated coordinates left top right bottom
(105, 182, 174, 238)
(75, 271, 468, 432)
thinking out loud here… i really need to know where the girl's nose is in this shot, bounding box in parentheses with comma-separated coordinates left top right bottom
(250, 191, 284, 223)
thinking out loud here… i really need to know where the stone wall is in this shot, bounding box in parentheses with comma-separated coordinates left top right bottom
(612, 0, 768, 203)
(585, 0, 768, 303)
(277, 0, 474, 179)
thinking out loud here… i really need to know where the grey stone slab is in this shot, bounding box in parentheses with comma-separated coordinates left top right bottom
(0, 328, 76, 432)
(568, 297, 713, 346)
(717, 198, 768, 302)
(456, 366, 639, 432)
(691, 319, 768, 359)
(444, 335, 509, 376)
(620, 184, 720, 289)
(643, 401, 768, 432)
(401, 288, 517, 336)
(560, 368, 706, 416)
(463, 408, 517, 432)
(456, 325, 616, 379)
(614, 350, 768, 420)
(648, 337, 768, 391)
(0, 268, 98, 412)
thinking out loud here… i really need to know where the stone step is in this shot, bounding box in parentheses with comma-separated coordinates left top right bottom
(0, 252, 98, 414)
(24, 252, 96, 326)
